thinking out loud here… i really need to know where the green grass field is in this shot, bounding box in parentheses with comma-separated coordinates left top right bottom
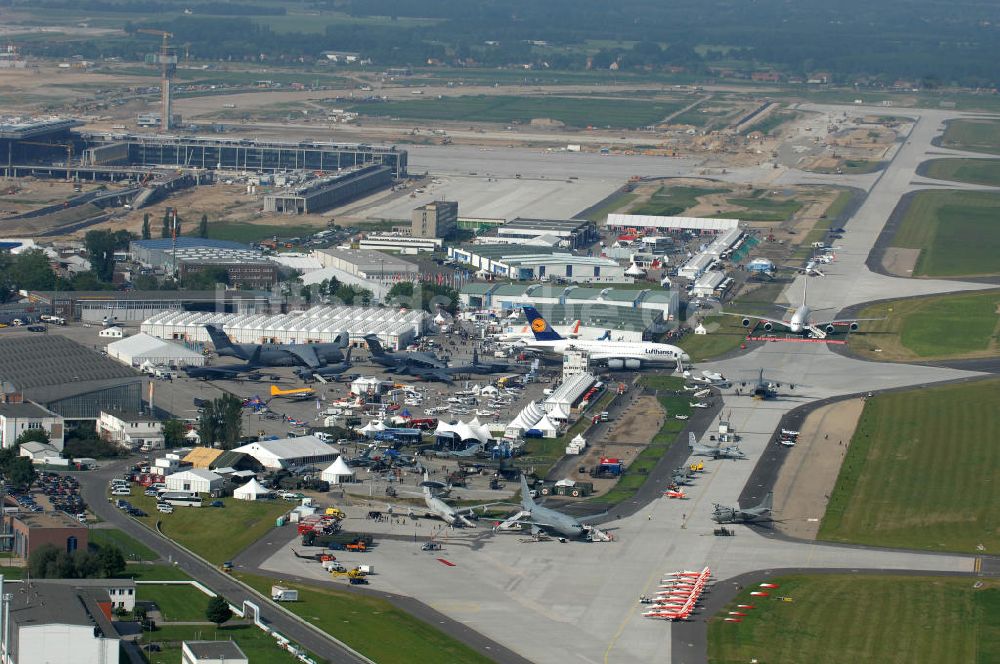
(142, 623, 307, 664)
(126, 564, 192, 581)
(709, 574, 1000, 664)
(849, 290, 1000, 361)
(140, 584, 213, 622)
(678, 315, 750, 362)
(206, 222, 322, 243)
(922, 158, 1000, 186)
(582, 191, 637, 223)
(891, 190, 1000, 277)
(237, 573, 494, 664)
(719, 191, 803, 222)
(126, 495, 289, 564)
(818, 379, 1000, 553)
(941, 119, 1000, 154)
(89, 527, 157, 561)
(629, 185, 727, 217)
(348, 94, 684, 128)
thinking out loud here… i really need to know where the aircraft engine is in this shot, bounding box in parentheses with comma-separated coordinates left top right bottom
(850, 322, 860, 331)
(625, 359, 640, 369)
(825, 324, 836, 334)
(607, 359, 624, 369)
(762, 322, 773, 332)
(741, 317, 752, 328)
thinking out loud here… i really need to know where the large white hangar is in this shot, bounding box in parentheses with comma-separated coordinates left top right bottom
(606, 213, 740, 233)
(141, 306, 427, 350)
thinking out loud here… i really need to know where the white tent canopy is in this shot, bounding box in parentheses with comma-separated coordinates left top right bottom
(435, 419, 490, 445)
(233, 478, 271, 501)
(106, 332, 206, 367)
(533, 414, 560, 438)
(358, 420, 387, 437)
(321, 456, 355, 484)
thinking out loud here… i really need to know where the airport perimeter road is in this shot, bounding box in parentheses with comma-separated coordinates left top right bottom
(78, 463, 371, 664)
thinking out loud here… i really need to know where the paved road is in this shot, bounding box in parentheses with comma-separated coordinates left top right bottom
(79, 462, 372, 664)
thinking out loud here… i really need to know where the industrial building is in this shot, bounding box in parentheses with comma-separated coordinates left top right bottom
(6, 511, 88, 559)
(141, 305, 427, 349)
(262, 165, 393, 214)
(496, 218, 597, 248)
(25, 289, 272, 323)
(0, 402, 65, 450)
(412, 200, 458, 239)
(460, 283, 678, 325)
(359, 234, 443, 254)
(448, 245, 627, 284)
(606, 213, 740, 234)
(313, 247, 418, 280)
(0, 335, 142, 419)
(130, 238, 277, 288)
(183, 641, 249, 664)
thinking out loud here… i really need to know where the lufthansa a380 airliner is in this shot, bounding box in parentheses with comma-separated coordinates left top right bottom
(519, 306, 689, 370)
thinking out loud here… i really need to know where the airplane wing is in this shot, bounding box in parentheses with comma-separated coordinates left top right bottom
(281, 345, 322, 368)
(722, 312, 789, 328)
(813, 317, 884, 327)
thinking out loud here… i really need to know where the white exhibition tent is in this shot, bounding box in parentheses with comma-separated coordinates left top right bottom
(233, 478, 271, 501)
(533, 414, 560, 438)
(434, 419, 491, 445)
(106, 332, 206, 367)
(358, 420, 387, 438)
(320, 457, 355, 484)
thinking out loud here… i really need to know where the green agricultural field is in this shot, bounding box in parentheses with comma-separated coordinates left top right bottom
(348, 95, 684, 128)
(140, 584, 213, 622)
(89, 527, 157, 561)
(126, 495, 288, 564)
(237, 574, 494, 664)
(709, 574, 1000, 664)
(849, 290, 1000, 362)
(629, 185, 728, 217)
(922, 158, 1000, 186)
(891, 190, 1000, 277)
(819, 379, 1000, 553)
(940, 119, 1000, 154)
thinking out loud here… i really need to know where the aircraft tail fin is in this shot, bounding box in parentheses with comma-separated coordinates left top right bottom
(521, 306, 563, 341)
(364, 334, 387, 356)
(270, 385, 283, 396)
(596, 329, 611, 341)
(205, 324, 246, 358)
(520, 474, 537, 510)
(758, 492, 773, 512)
(247, 345, 263, 367)
(344, 346, 353, 363)
(802, 278, 808, 307)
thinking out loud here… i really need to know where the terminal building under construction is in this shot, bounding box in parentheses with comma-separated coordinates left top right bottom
(0, 118, 407, 181)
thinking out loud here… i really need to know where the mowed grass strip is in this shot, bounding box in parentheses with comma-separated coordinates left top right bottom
(89, 527, 158, 561)
(629, 185, 728, 217)
(140, 584, 214, 622)
(126, 494, 289, 565)
(849, 290, 1000, 361)
(941, 119, 1000, 154)
(237, 573, 494, 664)
(818, 379, 1000, 553)
(708, 574, 998, 664)
(348, 94, 683, 128)
(923, 158, 1000, 186)
(892, 190, 1000, 277)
